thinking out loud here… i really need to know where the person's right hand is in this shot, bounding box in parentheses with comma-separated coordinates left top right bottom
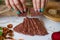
(5, 0, 26, 14)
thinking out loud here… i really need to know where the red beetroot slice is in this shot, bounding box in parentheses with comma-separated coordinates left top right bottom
(25, 18, 34, 35)
(28, 18, 36, 35)
(30, 8, 41, 16)
(33, 18, 43, 35)
(14, 17, 48, 36)
(23, 18, 29, 35)
(14, 19, 27, 34)
(33, 18, 48, 35)
(31, 18, 40, 35)
(32, 18, 41, 35)
(37, 19, 48, 35)
(14, 23, 23, 33)
(18, 20, 28, 34)
(20, 21, 26, 34)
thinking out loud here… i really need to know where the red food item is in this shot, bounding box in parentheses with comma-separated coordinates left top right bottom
(23, 18, 28, 34)
(25, 18, 32, 35)
(14, 17, 48, 36)
(32, 18, 41, 35)
(30, 8, 41, 16)
(14, 23, 23, 33)
(52, 32, 60, 40)
(26, 18, 35, 35)
(29, 18, 36, 35)
(33, 18, 48, 35)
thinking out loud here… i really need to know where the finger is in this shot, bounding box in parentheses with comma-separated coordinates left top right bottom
(41, 0, 45, 9)
(36, 0, 41, 12)
(32, 0, 37, 12)
(13, 0, 24, 13)
(9, 0, 18, 11)
(20, 0, 26, 12)
(41, 0, 45, 12)
(5, 0, 11, 9)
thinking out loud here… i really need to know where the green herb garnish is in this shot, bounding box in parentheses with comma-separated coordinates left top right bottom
(0, 27, 3, 36)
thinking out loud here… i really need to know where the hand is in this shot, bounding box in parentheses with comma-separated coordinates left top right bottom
(32, 0, 45, 12)
(5, 0, 26, 14)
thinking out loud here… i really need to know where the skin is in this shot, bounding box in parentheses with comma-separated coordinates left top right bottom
(36, 0, 41, 12)
(5, 0, 45, 13)
(5, 0, 24, 13)
(20, 0, 26, 12)
(32, 0, 37, 11)
(41, 0, 45, 9)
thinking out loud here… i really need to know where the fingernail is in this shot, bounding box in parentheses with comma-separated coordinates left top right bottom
(40, 8, 44, 12)
(11, 8, 14, 11)
(16, 11, 21, 14)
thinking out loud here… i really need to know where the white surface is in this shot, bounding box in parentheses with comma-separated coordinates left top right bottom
(0, 16, 60, 40)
